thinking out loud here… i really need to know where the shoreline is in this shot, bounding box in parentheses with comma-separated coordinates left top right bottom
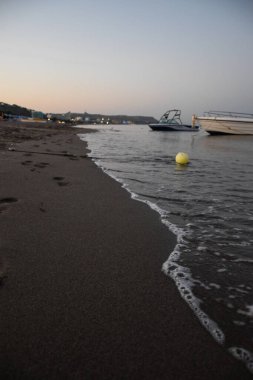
(0, 122, 252, 379)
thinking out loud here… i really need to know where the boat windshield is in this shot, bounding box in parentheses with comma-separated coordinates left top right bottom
(159, 109, 182, 124)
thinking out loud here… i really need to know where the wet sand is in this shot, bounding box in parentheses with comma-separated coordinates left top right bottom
(0, 121, 251, 379)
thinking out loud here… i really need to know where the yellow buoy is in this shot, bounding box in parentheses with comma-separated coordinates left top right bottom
(175, 152, 189, 165)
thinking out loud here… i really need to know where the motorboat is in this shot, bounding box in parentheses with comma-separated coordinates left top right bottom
(192, 111, 253, 135)
(149, 109, 199, 132)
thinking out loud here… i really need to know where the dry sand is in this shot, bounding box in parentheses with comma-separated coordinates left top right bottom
(0, 121, 251, 379)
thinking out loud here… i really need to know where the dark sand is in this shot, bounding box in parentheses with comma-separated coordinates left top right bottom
(0, 121, 251, 379)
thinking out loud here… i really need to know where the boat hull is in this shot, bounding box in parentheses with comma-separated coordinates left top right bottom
(196, 117, 253, 135)
(149, 124, 199, 132)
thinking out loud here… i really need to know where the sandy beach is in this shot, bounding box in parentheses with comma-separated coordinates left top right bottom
(0, 121, 251, 379)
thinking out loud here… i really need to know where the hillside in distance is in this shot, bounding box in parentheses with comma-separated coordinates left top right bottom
(0, 102, 158, 124)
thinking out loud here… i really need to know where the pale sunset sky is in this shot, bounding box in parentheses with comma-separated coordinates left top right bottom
(1, 0, 253, 122)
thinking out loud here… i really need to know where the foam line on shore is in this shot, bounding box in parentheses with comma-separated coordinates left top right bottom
(87, 152, 225, 346)
(229, 347, 253, 374)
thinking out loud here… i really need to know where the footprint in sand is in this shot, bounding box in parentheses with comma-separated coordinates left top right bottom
(0, 197, 18, 204)
(39, 202, 46, 213)
(0, 257, 8, 286)
(53, 176, 69, 186)
(21, 160, 33, 166)
(0, 197, 18, 214)
(34, 162, 50, 169)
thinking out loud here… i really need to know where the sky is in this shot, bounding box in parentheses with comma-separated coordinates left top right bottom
(1, 0, 253, 122)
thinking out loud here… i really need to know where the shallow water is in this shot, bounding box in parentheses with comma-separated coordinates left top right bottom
(79, 124, 253, 372)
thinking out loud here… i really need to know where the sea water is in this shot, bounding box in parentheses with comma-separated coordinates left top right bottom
(78, 124, 253, 372)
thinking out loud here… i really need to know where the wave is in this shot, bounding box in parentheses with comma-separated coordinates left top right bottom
(90, 155, 226, 346)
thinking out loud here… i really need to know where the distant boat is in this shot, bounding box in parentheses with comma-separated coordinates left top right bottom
(192, 111, 253, 135)
(149, 109, 199, 132)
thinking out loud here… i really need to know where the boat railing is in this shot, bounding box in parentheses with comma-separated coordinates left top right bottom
(159, 109, 182, 124)
(204, 111, 253, 119)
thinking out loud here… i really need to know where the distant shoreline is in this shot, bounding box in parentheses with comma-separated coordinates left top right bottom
(0, 101, 158, 125)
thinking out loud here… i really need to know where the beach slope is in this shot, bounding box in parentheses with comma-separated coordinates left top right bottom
(0, 122, 251, 379)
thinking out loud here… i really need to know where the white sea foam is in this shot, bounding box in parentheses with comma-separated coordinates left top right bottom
(217, 268, 227, 272)
(210, 283, 221, 289)
(162, 248, 225, 345)
(233, 320, 246, 326)
(229, 347, 253, 373)
(237, 305, 253, 317)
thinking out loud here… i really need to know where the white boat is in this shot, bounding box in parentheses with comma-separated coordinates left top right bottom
(149, 109, 199, 132)
(192, 111, 253, 135)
